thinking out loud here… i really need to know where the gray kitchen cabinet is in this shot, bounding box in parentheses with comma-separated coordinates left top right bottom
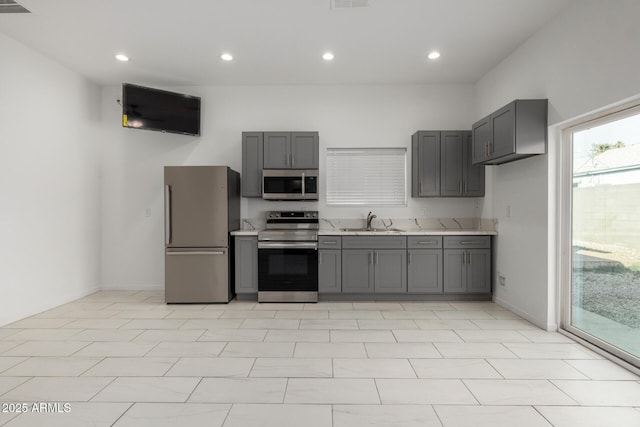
(342, 249, 375, 293)
(263, 132, 290, 169)
(411, 131, 440, 197)
(241, 132, 264, 197)
(443, 249, 467, 293)
(440, 131, 465, 197)
(341, 236, 407, 293)
(414, 130, 484, 197)
(443, 236, 491, 294)
(472, 99, 548, 165)
(319, 250, 342, 293)
(408, 236, 443, 293)
(463, 131, 485, 197)
(234, 236, 258, 293)
(291, 132, 319, 169)
(319, 236, 342, 293)
(374, 250, 407, 293)
(263, 131, 319, 169)
(472, 116, 491, 165)
(467, 249, 492, 293)
(408, 249, 443, 293)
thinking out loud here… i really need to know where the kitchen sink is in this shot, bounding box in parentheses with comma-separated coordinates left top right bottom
(340, 227, 404, 232)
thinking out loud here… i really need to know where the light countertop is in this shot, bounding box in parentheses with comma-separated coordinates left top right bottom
(231, 217, 498, 236)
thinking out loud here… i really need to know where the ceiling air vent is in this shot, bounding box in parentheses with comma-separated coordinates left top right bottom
(0, 0, 30, 13)
(331, 0, 369, 9)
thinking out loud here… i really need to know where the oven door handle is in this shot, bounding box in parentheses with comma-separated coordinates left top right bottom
(258, 241, 318, 250)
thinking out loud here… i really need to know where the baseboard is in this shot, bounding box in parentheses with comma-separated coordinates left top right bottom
(493, 296, 556, 331)
(99, 284, 163, 291)
(0, 285, 100, 327)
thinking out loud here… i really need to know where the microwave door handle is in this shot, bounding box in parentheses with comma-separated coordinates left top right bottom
(301, 172, 305, 197)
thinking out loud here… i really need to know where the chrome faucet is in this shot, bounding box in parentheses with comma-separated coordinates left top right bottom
(366, 211, 377, 231)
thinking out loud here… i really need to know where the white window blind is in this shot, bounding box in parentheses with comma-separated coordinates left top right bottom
(326, 148, 407, 205)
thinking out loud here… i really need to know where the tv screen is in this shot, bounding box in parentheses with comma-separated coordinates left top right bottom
(122, 83, 201, 136)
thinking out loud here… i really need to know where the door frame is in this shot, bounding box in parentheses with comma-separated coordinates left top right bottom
(558, 100, 640, 368)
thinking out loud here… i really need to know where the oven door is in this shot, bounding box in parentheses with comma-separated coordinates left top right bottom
(257, 242, 318, 293)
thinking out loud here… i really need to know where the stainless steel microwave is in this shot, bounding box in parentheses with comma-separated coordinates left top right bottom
(262, 169, 319, 200)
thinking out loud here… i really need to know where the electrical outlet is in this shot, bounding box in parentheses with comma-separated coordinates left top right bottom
(505, 205, 511, 218)
(499, 274, 506, 287)
(420, 207, 428, 218)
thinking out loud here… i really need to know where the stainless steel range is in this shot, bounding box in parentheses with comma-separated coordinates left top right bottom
(257, 211, 319, 303)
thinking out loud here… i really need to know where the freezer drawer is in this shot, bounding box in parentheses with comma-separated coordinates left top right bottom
(165, 248, 231, 303)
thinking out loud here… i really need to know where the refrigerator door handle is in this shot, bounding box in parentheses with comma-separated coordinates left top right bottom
(164, 185, 171, 245)
(166, 251, 226, 256)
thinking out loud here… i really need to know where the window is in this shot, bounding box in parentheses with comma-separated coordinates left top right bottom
(326, 148, 407, 206)
(561, 103, 640, 368)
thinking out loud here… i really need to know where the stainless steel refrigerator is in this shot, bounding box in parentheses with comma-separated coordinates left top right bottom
(164, 166, 240, 303)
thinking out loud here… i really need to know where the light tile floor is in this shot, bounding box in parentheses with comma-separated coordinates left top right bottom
(0, 291, 639, 426)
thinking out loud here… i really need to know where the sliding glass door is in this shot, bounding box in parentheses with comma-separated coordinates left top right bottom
(564, 106, 640, 366)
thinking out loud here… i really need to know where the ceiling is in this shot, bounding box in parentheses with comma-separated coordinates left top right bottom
(0, 0, 572, 87)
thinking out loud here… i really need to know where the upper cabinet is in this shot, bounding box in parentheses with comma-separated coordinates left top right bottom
(263, 132, 319, 169)
(241, 132, 264, 197)
(472, 99, 548, 165)
(242, 131, 319, 197)
(411, 131, 441, 197)
(412, 130, 484, 198)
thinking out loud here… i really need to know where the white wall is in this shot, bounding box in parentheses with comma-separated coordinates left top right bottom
(99, 84, 479, 288)
(475, 0, 640, 329)
(0, 34, 102, 325)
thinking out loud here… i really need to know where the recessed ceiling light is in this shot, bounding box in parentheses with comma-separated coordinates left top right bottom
(221, 53, 233, 61)
(115, 54, 129, 62)
(322, 52, 335, 61)
(427, 51, 441, 60)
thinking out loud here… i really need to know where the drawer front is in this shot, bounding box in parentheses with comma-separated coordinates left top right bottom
(341, 236, 407, 249)
(319, 236, 342, 249)
(407, 236, 443, 249)
(443, 235, 491, 249)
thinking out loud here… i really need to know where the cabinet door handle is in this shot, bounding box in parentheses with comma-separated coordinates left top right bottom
(291, 152, 295, 167)
(408, 253, 412, 264)
(459, 181, 463, 194)
(462, 252, 466, 264)
(418, 240, 435, 244)
(374, 251, 378, 265)
(460, 241, 476, 245)
(419, 181, 423, 194)
(465, 181, 468, 193)
(467, 251, 471, 264)
(319, 253, 322, 265)
(323, 241, 337, 245)
(369, 252, 373, 264)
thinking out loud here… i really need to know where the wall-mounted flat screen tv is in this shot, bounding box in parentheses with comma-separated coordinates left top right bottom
(122, 83, 201, 136)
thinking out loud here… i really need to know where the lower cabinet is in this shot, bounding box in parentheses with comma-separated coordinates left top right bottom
(408, 249, 443, 293)
(342, 250, 375, 293)
(318, 249, 342, 293)
(234, 236, 258, 294)
(310, 234, 492, 297)
(340, 236, 408, 293)
(443, 236, 491, 294)
(341, 249, 407, 293)
(375, 250, 407, 292)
